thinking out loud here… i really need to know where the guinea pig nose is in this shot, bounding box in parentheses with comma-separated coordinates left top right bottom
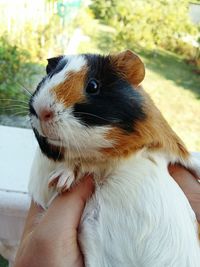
(39, 108, 54, 121)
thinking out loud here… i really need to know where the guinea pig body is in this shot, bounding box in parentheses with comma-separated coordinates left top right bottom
(29, 51, 200, 266)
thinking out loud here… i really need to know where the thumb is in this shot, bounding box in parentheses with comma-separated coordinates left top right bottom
(42, 175, 95, 229)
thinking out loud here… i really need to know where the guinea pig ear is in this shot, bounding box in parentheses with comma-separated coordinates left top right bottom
(111, 50, 145, 86)
(46, 56, 63, 74)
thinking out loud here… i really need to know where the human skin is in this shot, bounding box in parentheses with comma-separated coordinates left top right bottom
(14, 175, 94, 267)
(169, 164, 200, 223)
(14, 167, 200, 267)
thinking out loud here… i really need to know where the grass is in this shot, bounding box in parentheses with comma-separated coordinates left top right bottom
(140, 49, 200, 151)
(0, 256, 8, 267)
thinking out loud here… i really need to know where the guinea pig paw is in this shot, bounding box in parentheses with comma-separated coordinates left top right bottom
(48, 168, 75, 193)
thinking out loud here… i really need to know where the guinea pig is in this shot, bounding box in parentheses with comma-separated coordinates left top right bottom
(29, 50, 200, 266)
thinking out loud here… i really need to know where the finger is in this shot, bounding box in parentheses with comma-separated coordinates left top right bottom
(39, 175, 94, 235)
(169, 164, 200, 223)
(16, 201, 45, 261)
(169, 164, 200, 193)
(50, 174, 94, 224)
(169, 163, 200, 180)
(21, 201, 44, 239)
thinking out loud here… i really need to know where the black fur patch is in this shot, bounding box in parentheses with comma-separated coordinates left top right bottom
(33, 128, 64, 161)
(73, 54, 146, 132)
(46, 56, 63, 74)
(29, 100, 38, 118)
(47, 56, 68, 78)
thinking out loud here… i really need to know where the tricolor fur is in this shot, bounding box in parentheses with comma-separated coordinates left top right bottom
(29, 50, 200, 266)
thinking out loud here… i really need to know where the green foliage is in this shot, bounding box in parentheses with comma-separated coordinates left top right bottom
(0, 256, 8, 267)
(0, 37, 43, 114)
(90, 0, 198, 56)
(0, 8, 75, 64)
(0, 36, 29, 97)
(10, 15, 68, 63)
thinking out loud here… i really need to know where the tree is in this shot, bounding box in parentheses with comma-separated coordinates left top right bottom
(90, 0, 198, 54)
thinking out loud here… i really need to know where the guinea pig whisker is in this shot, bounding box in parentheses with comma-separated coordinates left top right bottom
(0, 104, 29, 109)
(60, 123, 82, 162)
(0, 108, 29, 113)
(69, 125, 83, 164)
(0, 109, 29, 114)
(0, 99, 29, 105)
(7, 111, 28, 116)
(53, 126, 62, 162)
(73, 112, 118, 124)
(58, 138, 64, 161)
(67, 123, 82, 160)
(60, 124, 70, 161)
(17, 82, 33, 96)
(10, 109, 28, 114)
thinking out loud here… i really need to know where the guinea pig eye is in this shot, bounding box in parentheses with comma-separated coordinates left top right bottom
(85, 79, 100, 95)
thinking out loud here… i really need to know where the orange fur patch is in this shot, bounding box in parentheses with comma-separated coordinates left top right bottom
(54, 68, 88, 107)
(102, 87, 189, 160)
(110, 50, 145, 86)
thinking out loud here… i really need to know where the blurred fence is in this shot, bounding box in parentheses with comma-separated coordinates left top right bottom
(0, 0, 56, 33)
(0, 0, 84, 58)
(0, 0, 59, 58)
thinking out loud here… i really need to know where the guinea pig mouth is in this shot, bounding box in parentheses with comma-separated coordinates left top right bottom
(33, 128, 64, 161)
(40, 123, 60, 140)
(39, 127, 62, 145)
(47, 138, 62, 146)
(47, 137, 61, 142)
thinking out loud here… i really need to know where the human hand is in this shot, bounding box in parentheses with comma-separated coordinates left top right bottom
(14, 165, 199, 267)
(169, 164, 200, 223)
(14, 175, 94, 267)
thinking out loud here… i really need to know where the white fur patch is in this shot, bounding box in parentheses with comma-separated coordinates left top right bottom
(29, 149, 200, 265)
(32, 55, 86, 118)
(80, 151, 200, 266)
(63, 55, 87, 72)
(57, 108, 114, 158)
(29, 148, 58, 207)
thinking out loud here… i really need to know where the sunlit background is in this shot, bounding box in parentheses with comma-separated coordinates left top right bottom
(0, 0, 200, 146)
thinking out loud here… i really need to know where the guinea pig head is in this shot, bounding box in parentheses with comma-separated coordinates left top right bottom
(29, 50, 186, 162)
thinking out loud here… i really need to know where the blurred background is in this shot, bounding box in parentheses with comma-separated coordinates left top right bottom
(0, 0, 199, 265)
(0, 0, 199, 147)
